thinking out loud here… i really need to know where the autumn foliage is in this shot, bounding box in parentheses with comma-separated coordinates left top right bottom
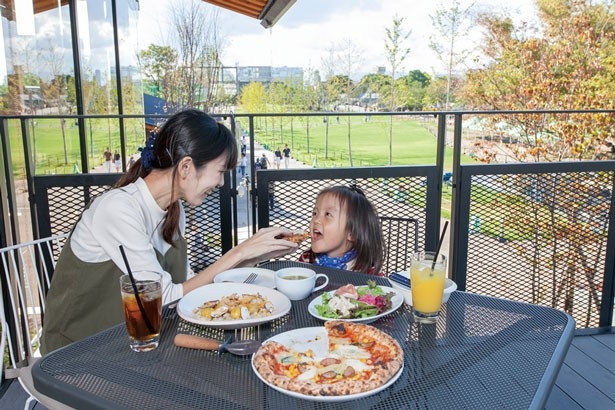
(462, 0, 614, 162)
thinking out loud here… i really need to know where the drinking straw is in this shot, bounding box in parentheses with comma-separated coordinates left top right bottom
(431, 221, 449, 271)
(119, 245, 155, 334)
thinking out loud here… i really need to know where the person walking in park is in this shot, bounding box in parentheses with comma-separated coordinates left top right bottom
(114, 151, 121, 172)
(104, 147, 112, 172)
(241, 135, 247, 155)
(283, 144, 291, 168)
(239, 152, 248, 177)
(274, 147, 282, 169)
(259, 153, 270, 170)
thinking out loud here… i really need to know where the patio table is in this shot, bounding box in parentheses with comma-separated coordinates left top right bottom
(32, 261, 574, 409)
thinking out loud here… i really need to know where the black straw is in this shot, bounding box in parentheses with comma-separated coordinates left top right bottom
(119, 245, 155, 334)
(431, 221, 449, 271)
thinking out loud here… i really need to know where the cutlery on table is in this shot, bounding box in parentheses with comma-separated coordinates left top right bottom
(221, 272, 258, 284)
(243, 272, 258, 284)
(174, 334, 261, 355)
(389, 273, 411, 288)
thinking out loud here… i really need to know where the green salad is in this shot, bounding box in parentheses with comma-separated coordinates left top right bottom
(314, 280, 394, 319)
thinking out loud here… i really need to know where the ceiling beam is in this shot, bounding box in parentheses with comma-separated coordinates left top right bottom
(201, 0, 295, 28)
(259, 0, 296, 28)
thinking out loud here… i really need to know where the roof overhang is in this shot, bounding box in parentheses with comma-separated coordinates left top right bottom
(201, 0, 296, 28)
(1, 1, 295, 29)
(1, 0, 69, 21)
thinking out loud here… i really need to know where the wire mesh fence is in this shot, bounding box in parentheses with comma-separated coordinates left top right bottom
(456, 163, 615, 328)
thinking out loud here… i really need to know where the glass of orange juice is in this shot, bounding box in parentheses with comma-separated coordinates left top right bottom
(410, 251, 446, 324)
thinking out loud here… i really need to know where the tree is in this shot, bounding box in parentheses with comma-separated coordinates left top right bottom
(321, 39, 365, 166)
(268, 81, 292, 146)
(168, 0, 221, 110)
(40, 42, 72, 165)
(400, 70, 432, 110)
(385, 15, 411, 164)
(460, 0, 615, 324)
(141, 0, 225, 111)
(429, 0, 476, 110)
(404, 70, 431, 88)
(290, 76, 320, 152)
(138, 44, 178, 101)
(462, 0, 615, 160)
(239, 82, 268, 134)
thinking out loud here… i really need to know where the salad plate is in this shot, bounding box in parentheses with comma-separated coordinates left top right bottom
(307, 283, 403, 324)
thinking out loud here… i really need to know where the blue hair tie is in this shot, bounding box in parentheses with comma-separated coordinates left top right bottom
(139, 133, 156, 171)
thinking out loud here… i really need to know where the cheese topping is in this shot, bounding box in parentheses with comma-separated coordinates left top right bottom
(331, 344, 371, 360)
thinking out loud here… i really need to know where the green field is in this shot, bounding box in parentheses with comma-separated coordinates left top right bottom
(8, 115, 475, 177)
(248, 115, 474, 170)
(6, 117, 145, 176)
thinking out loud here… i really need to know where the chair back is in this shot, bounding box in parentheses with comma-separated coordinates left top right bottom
(380, 216, 419, 274)
(0, 233, 69, 375)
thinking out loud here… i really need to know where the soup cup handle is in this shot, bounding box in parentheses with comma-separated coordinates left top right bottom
(313, 274, 329, 292)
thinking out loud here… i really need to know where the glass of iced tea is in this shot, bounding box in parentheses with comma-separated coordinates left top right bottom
(410, 251, 446, 324)
(119, 271, 162, 352)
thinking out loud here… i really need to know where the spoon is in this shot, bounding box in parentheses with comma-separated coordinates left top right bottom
(174, 334, 261, 355)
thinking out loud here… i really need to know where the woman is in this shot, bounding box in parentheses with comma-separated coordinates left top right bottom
(40, 110, 299, 354)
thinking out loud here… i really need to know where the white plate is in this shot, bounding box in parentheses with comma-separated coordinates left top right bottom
(177, 283, 291, 329)
(251, 327, 404, 402)
(213, 267, 276, 288)
(307, 286, 403, 324)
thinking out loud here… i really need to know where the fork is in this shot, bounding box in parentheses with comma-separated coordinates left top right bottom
(243, 272, 258, 284)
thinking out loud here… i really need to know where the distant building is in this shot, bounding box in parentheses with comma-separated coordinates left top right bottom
(22, 85, 44, 111)
(236, 65, 303, 92)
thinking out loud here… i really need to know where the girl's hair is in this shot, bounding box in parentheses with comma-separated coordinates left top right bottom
(116, 109, 238, 244)
(317, 185, 384, 273)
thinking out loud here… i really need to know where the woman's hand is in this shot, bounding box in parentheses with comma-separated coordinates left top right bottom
(235, 227, 300, 266)
(187, 227, 301, 294)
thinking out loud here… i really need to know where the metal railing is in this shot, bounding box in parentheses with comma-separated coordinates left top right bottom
(1, 110, 614, 330)
(452, 161, 615, 328)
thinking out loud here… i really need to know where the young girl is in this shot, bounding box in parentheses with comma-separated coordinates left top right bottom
(298, 185, 384, 275)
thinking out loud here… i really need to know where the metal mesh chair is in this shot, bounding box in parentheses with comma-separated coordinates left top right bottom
(380, 216, 419, 274)
(0, 233, 73, 409)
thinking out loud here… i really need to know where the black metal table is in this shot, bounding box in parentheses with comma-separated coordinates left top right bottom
(32, 261, 575, 409)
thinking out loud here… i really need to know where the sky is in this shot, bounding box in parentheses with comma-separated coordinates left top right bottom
(138, 0, 540, 78)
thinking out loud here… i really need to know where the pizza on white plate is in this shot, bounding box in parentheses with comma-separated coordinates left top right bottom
(252, 321, 403, 396)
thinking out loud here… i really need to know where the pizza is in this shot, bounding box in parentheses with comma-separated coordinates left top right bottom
(252, 321, 403, 396)
(276, 230, 310, 244)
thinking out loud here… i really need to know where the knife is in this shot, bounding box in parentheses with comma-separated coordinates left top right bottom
(174, 334, 261, 355)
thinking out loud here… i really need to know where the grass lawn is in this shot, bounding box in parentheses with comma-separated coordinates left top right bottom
(252, 115, 475, 170)
(6, 117, 145, 176)
(9, 114, 474, 176)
